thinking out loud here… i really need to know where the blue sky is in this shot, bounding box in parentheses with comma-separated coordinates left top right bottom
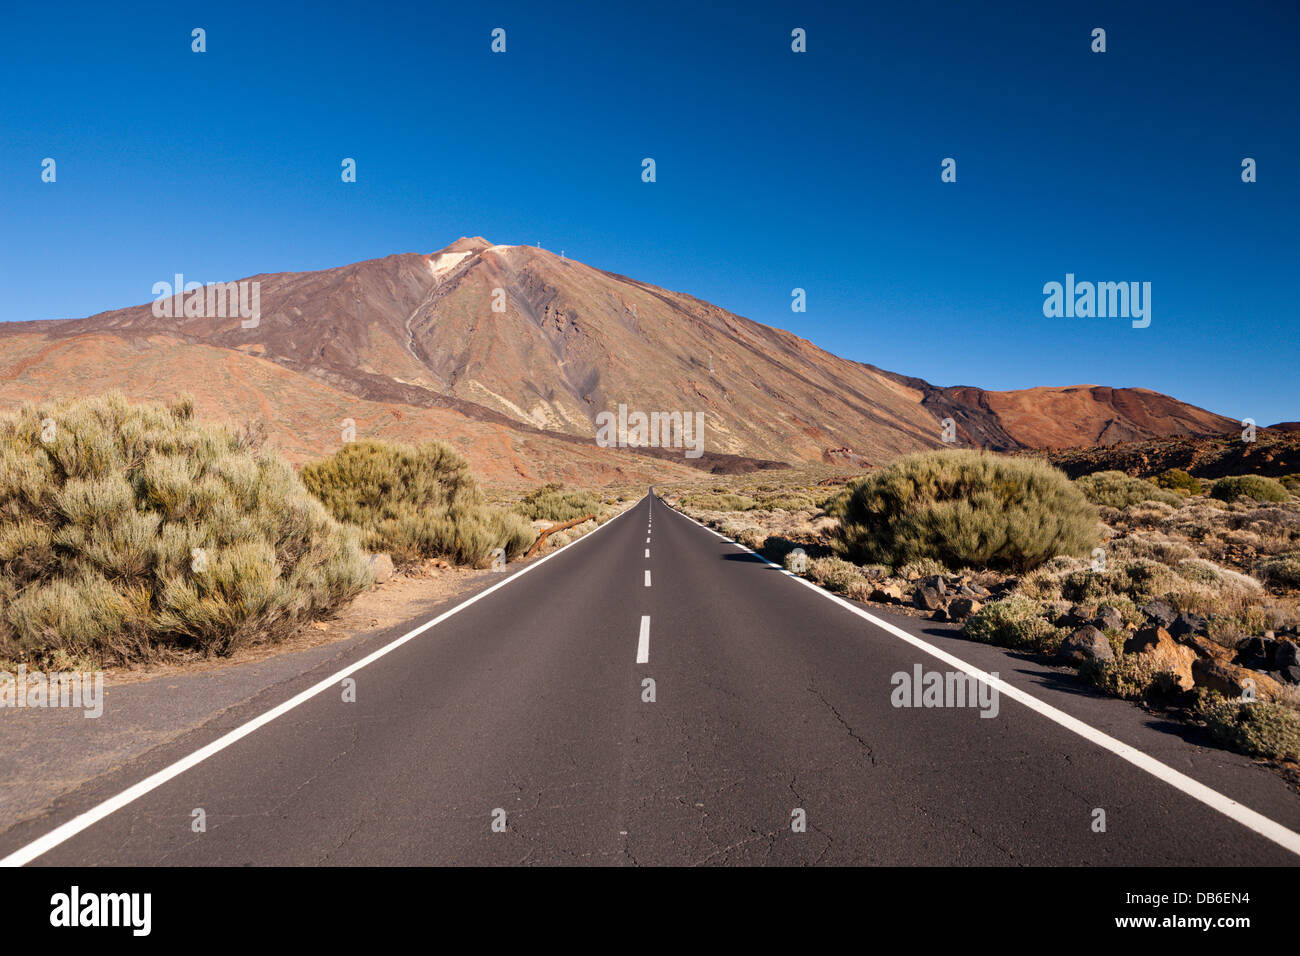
(3, 1, 1296, 423)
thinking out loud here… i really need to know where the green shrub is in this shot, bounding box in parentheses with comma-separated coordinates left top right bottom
(516, 482, 600, 522)
(0, 393, 370, 663)
(1075, 470, 1182, 509)
(1200, 698, 1300, 761)
(301, 440, 533, 567)
(1210, 475, 1289, 503)
(963, 595, 1063, 653)
(830, 450, 1098, 573)
(1280, 474, 1300, 494)
(1152, 468, 1201, 495)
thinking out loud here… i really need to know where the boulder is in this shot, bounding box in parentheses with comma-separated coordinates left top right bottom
(948, 597, 983, 622)
(913, 586, 943, 611)
(368, 552, 395, 584)
(1184, 635, 1233, 661)
(1169, 612, 1209, 639)
(1062, 605, 1095, 628)
(1192, 658, 1284, 701)
(1124, 626, 1195, 691)
(870, 582, 906, 603)
(1124, 625, 1172, 655)
(921, 574, 947, 596)
(1057, 625, 1114, 666)
(1139, 600, 1177, 628)
(1280, 664, 1300, 686)
(1094, 605, 1125, 632)
(1276, 640, 1299, 670)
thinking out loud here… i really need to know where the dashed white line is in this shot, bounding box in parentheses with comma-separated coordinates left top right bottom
(644, 570, 652, 587)
(644, 549, 650, 558)
(636, 615, 651, 664)
(0, 496, 648, 867)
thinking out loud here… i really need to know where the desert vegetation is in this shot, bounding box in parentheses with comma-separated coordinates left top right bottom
(662, 450, 1300, 770)
(828, 451, 1098, 573)
(301, 439, 534, 567)
(0, 393, 372, 666)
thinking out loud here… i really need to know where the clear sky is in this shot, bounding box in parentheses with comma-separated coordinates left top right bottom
(3, 1, 1296, 423)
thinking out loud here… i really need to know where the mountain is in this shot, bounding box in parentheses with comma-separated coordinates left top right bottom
(0, 238, 1241, 483)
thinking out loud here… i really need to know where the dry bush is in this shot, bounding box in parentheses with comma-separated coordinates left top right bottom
(301, 439, 533, 567)
(0, 393, 371, 663)
(830, 451, 1098, 573)
(1075, 471, 1182, 509)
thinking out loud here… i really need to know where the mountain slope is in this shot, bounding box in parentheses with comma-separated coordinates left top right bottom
(0, 238, 1240, 476)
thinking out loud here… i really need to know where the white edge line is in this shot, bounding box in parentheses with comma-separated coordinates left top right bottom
(668, 501, 1300, 858)
(0, 496, 649, 867)
(637, 615, 651, 664)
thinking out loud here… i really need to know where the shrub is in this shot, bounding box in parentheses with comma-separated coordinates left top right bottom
(1079, 655, 1180, 701)
(680, 492, 756, 512)
(301, 439, 533, 567)
(0, 393, 371, 663)
(807, 556, 864, 594)
(1075, 471, 1182, 509)
(516, 483, 600, 522)
(1152, 467, 1201, 495)
(1200, 698, 1300, 761)
(756, 493, 816, 511)
(830, 450, 1098, 573)
(1211, 475, 1289, 504)
(1258, 552, 1300, 590)
(963, 596, 1062, 653)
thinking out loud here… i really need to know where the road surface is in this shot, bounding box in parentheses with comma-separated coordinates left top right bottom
(4, 494, 1299, 865)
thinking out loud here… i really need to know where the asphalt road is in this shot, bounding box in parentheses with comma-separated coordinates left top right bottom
(4, 494, 1299, 865)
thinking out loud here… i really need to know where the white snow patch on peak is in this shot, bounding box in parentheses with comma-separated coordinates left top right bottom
(427, 250, 471, 276)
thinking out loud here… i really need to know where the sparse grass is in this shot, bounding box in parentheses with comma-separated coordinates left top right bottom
(0, 393, 371, 664)
(830, 450, 1099, 573)
(301, 439, 533, 568)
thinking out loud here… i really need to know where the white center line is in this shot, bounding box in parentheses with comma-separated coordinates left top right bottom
(644, 570, 651, 587)
(636, 615, 651, 663)
(646, 536, 650, 543)
(644, 548, 649, 558)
